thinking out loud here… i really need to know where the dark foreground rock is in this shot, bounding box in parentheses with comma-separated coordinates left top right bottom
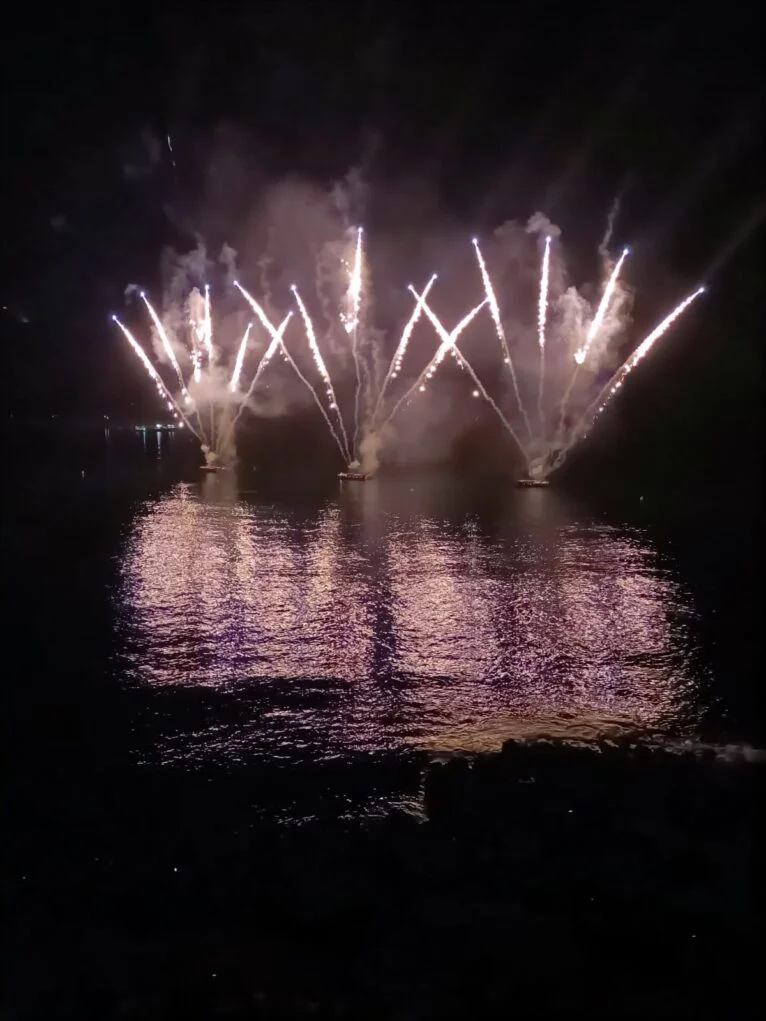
(4, 738, 761, 1019)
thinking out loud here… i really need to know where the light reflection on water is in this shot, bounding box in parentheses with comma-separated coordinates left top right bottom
(117, 473, 704, 764)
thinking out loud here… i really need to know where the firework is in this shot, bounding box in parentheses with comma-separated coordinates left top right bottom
(291, 284, 352, 463)
(114, 208, 704, 479)
(574, 247, 630, 365)
(230, 323, 254, 393)
(545, 286, 705, 475)
(585, 286, 705, 429)
(472, 237, 533, 440)
(372, 273, 437, 424)
(536, 236, 552, 432)
(341, 227, 365, 455)
(417, 298, 527, 458)
(377, 293, 487, 432)
(111, 315, 199, 437)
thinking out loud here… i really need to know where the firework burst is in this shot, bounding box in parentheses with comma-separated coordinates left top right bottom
(113, 208, 703, 477)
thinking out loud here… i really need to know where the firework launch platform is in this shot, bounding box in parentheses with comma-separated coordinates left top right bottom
(201, 465, 227, 473)
(338, 472, 370, 481)
(516, 478, 550, 488)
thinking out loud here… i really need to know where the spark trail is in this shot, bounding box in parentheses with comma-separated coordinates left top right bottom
(279, 342, 349, 461)
(574, 247, 630, 365)
(220, 312, 291, 444)
(229, 281, 295, 428)
(139, 293, 186, 393)
(472, 237, 533, 440)
(111, 316, 199, 437)
(139, 291, 205, 438)
(372, 273, 437, 424)
(378, 294, 487, 432)
(230, 322, 254, 392)
(292, 285, 352, 463)
(537, 236, 552, 433)
(232, 281, 346, 459)
(419, 300, 527, 460)
(549, 286, 705, 473)
(341, 228, 365, 454)
(203, 285, 214, 363)
(557, 246, 630, 439)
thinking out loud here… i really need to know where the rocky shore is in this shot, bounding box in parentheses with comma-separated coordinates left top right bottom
(5, 737, 760, 1018)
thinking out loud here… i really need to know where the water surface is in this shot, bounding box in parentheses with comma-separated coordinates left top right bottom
(115, 467, 714, 766)
(7, 428, 759, 787)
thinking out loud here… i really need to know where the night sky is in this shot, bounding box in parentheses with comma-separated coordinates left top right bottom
(3, 1, 762, 482)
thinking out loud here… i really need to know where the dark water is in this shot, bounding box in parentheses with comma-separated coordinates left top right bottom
(7, 427, 761, 802)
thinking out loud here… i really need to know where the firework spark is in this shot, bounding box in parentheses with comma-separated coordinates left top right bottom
(291, 284, 352, 463)
(341, 227, 364, 335)
(114, 208, 705, 479)
(340, 227, 365, 457)
(230, 322, 254, 392)
(574, 247, 630, 365)
(203, 284, 214, 364)
(112, 315, 199, 437)
(138, 291, 202, 440)
(536, 236, 552, 433)
(418, 299, 527, 458)
(589, 286, 705, 424)
(546, 285, 705, 475)
(378, 292, 487, 432)
(472, 238, 533, 440)
(372, 273, 437, 424)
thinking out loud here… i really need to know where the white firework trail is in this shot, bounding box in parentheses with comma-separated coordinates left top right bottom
(278, 340, 349, 461)
(203, 284, 214, 364)
(137, 292, 206, 439)
(472, 238, 533, 440)
(230, 322, 254, 392)
(232, 279, 346, 456)
(111, 315, 199, 437)
(372, 273, 437, 424)
(379, 293, 487, 432)
(341, 227, 365, 455)
(536, 235, 552, 433)
(549, 286, 705, 473)
(139, 292, 208, 443)
(219, 300, 292, 447)
(588, 286, 706, 423)
(573, 246, 630, 365)
(557, 246, 630, 440)
(418, 299, 527, 459)
(291, 284, 352, 463)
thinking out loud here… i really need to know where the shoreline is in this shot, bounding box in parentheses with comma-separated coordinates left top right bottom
(6, 735, 760, 1017)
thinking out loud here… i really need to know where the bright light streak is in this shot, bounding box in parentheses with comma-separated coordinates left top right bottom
(416, 297, 527, 457)
(574, 247, 629, 364)
(203, 284, 214, 363)
(291, 284, 351, 461)
(230, 323, 254, 392)
(112, 315, 199, 438)
(341, 227, 364, 334)
(372, 273, 437, 422)
(575, 286, 705, 438)
(472, 237, 532, 438)
(537, 236, 552, 434)
(537, 236, 552, 352)
(139, 292, 193, 404)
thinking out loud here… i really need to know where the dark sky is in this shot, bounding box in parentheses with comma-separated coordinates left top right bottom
(2, 0, 762, 475)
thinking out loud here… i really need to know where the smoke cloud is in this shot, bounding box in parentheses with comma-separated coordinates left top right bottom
(119, 145, 679, 479)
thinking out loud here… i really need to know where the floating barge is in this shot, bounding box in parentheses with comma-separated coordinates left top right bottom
(516, 478, 550, 488)
(338, 471, 370, 481)
(201, 465, 226, 473)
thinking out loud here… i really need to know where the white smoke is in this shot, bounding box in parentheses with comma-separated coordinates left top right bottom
(120, 155, 656, 479)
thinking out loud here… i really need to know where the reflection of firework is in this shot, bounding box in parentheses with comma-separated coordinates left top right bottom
(113, 213, 703, 476)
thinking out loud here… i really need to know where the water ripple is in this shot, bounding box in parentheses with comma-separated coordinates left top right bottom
(116, 475, 706, 764)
